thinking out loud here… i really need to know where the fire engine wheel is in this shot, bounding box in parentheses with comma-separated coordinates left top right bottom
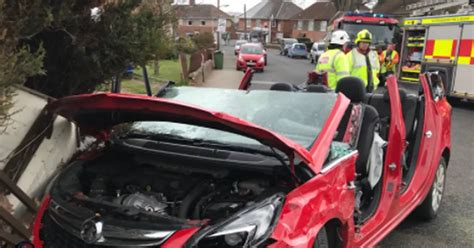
(416, 158, 447, 220)
(313, 227, 329, 248)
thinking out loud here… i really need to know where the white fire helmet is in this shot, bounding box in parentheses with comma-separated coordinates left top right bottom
(330, 30, 350, 46)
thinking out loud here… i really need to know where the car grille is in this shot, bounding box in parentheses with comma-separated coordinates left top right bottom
(41, 213, 111, 248)
(40, 210, 170, 248)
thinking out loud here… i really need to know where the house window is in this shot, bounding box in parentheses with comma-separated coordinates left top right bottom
(246, 19, 251, 28)
(272, 20, 277, 28)
(277, 23, 282, 31)
(201, 21, 206, 26)
(256, 19, 261, 28)
(320, 21, 327, 31)
(297, 20, 303, 30)
(308, 20, 314, 31)
(188, 20, 193, 26)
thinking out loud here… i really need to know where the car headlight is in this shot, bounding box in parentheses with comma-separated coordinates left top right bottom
(188, 195, 284, 248)
(258, 57, 265, 63)
(238, 56, 245, 62)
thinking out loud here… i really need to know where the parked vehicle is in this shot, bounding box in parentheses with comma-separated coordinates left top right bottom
(234, 40, 248, 55)
(34, 71, 451, 248)
(310, 42, 327, 64)
(399, 13, 474, 100)
(279, 38, 298, 56)
(251, 42, 268, 65)
(236, 43, 266, 72)
(287, 43, 308, 59)
(330, 12, 400, 48)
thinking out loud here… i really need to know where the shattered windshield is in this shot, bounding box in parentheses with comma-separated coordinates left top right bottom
(122, 87, 337, 149)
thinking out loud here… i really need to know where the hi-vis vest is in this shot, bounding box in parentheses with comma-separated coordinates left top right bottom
(348, 49, 381, 89)
(380, 50, 400, 74)
(315, 49, 350, 89)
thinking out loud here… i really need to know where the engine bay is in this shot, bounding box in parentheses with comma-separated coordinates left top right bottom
(53, 149, 292, 224)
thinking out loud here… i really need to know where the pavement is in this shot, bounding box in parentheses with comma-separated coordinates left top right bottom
(208, 41, 474, 247)
(200, 48, 244, 89)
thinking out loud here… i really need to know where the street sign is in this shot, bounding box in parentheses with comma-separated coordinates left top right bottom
(217, 18, 227, 33)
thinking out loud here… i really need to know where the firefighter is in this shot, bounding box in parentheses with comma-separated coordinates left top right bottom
(380, 41, 400, 77)
(347, 29, 381, 92)
(315, 30, 351, 90)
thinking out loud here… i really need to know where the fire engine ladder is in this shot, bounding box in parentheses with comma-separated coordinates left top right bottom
(408, 0, 473, 16)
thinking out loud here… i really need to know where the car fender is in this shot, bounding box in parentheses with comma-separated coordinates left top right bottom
(270, 154, 357, 248)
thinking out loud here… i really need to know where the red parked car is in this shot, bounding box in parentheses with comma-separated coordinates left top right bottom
(236, 43, 266, 72)
(33, 73, 451, 248)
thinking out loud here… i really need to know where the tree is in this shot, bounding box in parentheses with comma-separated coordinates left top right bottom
(192, 32, 215, 50)
(0, 0, 46, 129)
(1, 0, 176, 98)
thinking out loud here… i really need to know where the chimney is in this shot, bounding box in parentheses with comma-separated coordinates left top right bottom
(189, 0, 195, 5)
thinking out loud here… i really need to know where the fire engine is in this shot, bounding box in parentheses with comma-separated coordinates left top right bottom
(330, 12, 400, 47)
(399, 13, 474, 100)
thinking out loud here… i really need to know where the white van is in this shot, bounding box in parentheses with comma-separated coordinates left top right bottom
(309, 42, 326, 64)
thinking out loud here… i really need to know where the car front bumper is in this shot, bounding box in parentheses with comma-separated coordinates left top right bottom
(237, 60, 264, 70)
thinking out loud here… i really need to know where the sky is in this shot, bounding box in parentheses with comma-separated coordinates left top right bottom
(174, 0, 319, 14)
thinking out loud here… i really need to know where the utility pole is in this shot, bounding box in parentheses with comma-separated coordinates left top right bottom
(217, 0, 220, 50)
(244, 4, 247, 40)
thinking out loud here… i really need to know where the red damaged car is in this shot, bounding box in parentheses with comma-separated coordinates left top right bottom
(33, 74, 451, 248)
(236, 43, 265, 72)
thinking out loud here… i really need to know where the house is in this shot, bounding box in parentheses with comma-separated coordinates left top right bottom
(238, 0, 303, 42)
(173, 0, 234, 38)
(291, 0, 338, 42)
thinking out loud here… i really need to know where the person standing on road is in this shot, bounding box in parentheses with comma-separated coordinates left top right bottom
(347, 29, 381, 92)
(380, 41, 400, 86)
(315, 30, 351, 90)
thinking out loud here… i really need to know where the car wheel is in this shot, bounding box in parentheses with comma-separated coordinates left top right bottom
(313, 227, 329, 248)
(415, 158, 447, 220)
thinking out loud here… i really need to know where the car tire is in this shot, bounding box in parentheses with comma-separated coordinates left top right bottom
(415, 158, 447, 220)
(313, 227, 330, 248)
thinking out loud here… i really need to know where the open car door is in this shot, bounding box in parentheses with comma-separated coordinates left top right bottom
(238, 68, 254, 90)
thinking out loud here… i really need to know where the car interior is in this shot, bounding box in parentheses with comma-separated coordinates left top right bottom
(268, 77, 428, 224)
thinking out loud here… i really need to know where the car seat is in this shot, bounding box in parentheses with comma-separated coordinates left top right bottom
(270, 83, 294, 91)
(336, 77, 380, 178)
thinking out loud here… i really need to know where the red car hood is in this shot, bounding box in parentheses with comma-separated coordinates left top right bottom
(240, 54, 264, 60)
(48, 93, 313, 164)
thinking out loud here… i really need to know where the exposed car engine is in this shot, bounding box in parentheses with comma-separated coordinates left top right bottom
(54, 152, 290, 224)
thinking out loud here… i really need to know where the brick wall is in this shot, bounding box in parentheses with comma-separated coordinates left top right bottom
(177, 18, 234, 37)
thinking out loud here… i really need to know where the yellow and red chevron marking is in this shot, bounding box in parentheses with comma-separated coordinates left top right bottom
(457, 39, 474, 65)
